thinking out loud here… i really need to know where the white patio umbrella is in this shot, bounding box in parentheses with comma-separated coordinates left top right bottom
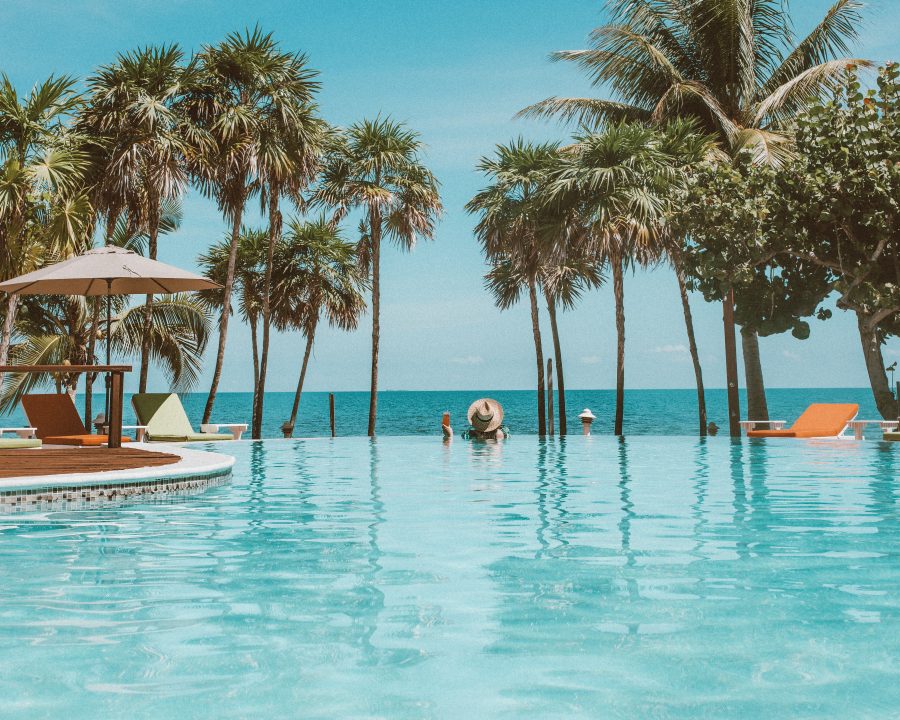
(0, 245, 218, 296)
(0, 246, 219, 416)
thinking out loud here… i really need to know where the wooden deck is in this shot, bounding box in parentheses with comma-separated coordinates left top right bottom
(0, 447, 180, 479)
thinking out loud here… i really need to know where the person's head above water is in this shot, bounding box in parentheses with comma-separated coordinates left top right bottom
(467, 398, 504, 433)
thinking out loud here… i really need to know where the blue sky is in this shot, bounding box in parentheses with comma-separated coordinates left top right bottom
(1, 0, 898, 393)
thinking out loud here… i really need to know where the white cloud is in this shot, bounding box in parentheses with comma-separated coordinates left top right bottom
(653, 344, 688, 354)
(580, 355, 603, 365)
(449, 355, 484, 366)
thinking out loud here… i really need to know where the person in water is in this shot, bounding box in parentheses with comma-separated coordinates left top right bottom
(441, 399, 508, 439)
(465, 398, 507, 439)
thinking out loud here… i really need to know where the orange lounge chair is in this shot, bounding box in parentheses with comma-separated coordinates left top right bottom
(21, 394, 132, 446)
(746, 403, 859, 439)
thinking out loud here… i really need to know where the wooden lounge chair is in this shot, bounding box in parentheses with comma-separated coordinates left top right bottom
(884, 431, 900, 442)
(132, 393, 245, 442)
(745, 403, 859, 439)
(22, 394, 132, 446)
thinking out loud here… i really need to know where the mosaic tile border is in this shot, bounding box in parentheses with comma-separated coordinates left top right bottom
(0, 469, 232, 511)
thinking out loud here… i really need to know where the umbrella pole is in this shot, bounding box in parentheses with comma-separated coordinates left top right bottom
(104, 280, 112, 423)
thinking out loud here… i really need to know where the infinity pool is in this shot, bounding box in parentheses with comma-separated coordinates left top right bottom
(1, 436, 898, 718)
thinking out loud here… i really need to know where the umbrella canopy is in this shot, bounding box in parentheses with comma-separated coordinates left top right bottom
(0, 246, 219, 296)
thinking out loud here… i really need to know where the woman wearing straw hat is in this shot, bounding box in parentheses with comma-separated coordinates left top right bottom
(463, 398, 507, 440)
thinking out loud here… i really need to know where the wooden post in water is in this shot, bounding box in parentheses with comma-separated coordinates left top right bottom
(329, 393, 335, 437)
(547, 358, 555, 436)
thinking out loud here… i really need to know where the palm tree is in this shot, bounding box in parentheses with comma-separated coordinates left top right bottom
(1, 292, 209, 413)
(0, 74, 88, 380)
(657, 119, 722, 436)
(540, 245, 603, 435)
(82, 45, 193, 393)
(468, 140, 561, 435)
(546, 122, 671, 435)
(276, 216, 366, 438)
(521, 0, 868, 435)
(252, 58, 323, 439)
(186, 27, 313, 426)
(198, 228, 268, 406)
(315, 118, 441, 436)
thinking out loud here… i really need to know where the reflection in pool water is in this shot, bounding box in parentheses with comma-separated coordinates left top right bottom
(0, 436, 897, 718)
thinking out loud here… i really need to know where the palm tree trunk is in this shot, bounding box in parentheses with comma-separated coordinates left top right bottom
(612, 256, 625, 436)
(544, 289, 567, 434)
(203, 200, 244, 425)
(287, 319, 317, 439)
(367, 209, 382, 437)
(85, 210, 119, 429)
(857, 312, 896, 419)
(673, 253, 707, 436)
(250, 313, 260, 403)
(138, 196, 161, 394)
(252, 191, 282, 439)
(0, 293, 18, 390)
(722, 289, 741, 437)
(528, 278, 547, 436)
(84, 297, 100, 430)
(740, 326, 768, 422)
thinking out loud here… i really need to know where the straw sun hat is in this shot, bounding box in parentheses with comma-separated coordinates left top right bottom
(467, 398, 504, 433)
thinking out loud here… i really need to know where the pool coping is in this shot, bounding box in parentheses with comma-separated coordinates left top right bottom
(0, 443, 235, 494)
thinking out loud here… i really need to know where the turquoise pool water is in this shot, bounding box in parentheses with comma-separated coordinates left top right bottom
(1, 436, 898, 718)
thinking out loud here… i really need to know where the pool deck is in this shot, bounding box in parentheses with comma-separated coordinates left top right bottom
(0, 447, 181, 479)
(0, 443, 236, 509)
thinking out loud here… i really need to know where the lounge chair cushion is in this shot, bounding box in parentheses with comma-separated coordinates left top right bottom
(747, 429, 797, 438)
(132, 393, 232, 442)
(43, 434, 131, 447)
(748, 403, 859, 438)
(147, 432, 234, 442)
(0, 438, 41, 449)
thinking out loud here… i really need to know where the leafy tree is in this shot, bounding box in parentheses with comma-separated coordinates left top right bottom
(675, 159, 832, 422)
(521, 0, 869, 434)
(769, 64, 900, 417)
(315, 118, 441, 436)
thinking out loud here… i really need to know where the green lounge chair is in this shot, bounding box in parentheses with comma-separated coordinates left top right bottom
(0, 426, 41, 449)
(0, 437, 41, 449)
(132, 393, 245, 442)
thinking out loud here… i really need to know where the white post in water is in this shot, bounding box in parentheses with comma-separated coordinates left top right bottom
(579, 408, 596, 436)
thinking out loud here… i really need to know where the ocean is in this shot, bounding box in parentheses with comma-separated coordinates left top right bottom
(2, 387, 890, 439)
